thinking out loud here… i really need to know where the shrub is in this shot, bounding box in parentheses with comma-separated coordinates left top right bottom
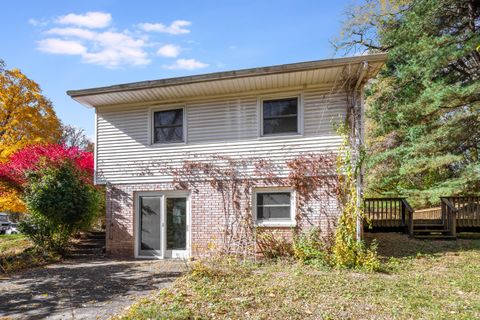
(333, 233, 381, 272)
(18, 214, 69, 252)
(256, 229, 294, 259)
(22, 161, 100, 252)
(293, 227, 330, 266)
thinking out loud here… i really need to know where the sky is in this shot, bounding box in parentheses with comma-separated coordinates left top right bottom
(0, 0, 354, 138)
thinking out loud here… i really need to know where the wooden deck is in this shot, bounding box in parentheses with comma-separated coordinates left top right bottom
(364, 196, 480, 238)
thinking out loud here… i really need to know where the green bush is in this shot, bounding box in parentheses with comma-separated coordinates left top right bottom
(22, 161, 100, 253)
(18, 214, 70, 252)
(293, 227, 330, 266)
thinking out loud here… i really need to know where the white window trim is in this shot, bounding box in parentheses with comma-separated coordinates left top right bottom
(148, 105, 187, 146)
(253, 187, 296, 227)
(257, 93, 304, 139)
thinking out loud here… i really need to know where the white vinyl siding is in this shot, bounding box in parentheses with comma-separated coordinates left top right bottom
(187, 97, 258, 143)
(95, 85, 347, 184)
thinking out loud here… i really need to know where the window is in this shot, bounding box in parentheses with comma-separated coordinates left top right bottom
(262, 97, 299, 135)
(255, 189, 294, 226)
(153, 108, 184, 143)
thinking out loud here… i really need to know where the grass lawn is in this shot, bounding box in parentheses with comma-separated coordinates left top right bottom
(0, 234, 30, 254)
(0, 234, 60, 274)
(118, 233, 480, 320)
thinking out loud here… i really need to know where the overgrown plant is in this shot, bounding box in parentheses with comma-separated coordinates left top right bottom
(293, 227, 331, 266)
(286, 153, 338, 230)
(332, 124, 380, 271)
(256, 229, 294, 259)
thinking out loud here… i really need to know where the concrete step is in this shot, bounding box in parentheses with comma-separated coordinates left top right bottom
(75, 238, 106, 243)
(71, 242, 105, 249)
(66, 252, 106, 259)
(69, 247, 105, 255)
(79, 234, 105, 240)
(68, 231, 106, 258)
(86, 230, 106, 235)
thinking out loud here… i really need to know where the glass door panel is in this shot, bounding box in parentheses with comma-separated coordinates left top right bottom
(139, 196, 162, 257)
(165, 197, 187, 257)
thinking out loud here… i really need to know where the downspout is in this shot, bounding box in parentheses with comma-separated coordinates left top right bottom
(354, 61, 368, 242)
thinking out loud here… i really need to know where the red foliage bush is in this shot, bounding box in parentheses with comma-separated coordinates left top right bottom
(0, 144, 94, 191)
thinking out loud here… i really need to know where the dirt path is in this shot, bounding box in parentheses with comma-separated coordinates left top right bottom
(0, 259, 187, 319)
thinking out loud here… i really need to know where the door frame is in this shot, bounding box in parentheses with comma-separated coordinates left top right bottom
(134, 191, 191, 259)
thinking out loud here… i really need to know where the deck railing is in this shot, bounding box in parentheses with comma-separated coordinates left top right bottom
(364, 198, 413, 233)
(441, 196, 480, 229)
(440, 198, 458, 237)
(365, 196, 479, 236)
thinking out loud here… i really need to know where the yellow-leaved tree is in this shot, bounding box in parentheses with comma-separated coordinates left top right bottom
(0, 59, 62, 213)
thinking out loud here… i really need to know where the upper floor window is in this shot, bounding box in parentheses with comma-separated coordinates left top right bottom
(262, 97, 299, 136)
(153, 108, 184, 143)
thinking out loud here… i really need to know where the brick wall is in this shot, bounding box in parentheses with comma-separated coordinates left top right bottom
(105, 179, 340, 258)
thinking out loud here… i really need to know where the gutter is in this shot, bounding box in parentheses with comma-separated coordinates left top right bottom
(67, 54, 387, 98)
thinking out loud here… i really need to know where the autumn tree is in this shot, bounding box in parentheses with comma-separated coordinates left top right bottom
(0, 59, 62, 212)
(336, 0, 480, 207)
(0, 144, 94, 213)
(0, 59, 61, 160)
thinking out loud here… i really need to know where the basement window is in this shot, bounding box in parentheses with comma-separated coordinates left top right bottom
(153, 108, 184, 143)
(261, 97, 299, 135)
(254, 189, 295, 226)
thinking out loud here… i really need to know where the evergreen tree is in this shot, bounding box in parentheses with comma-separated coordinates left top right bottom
(338, 0, 479, 207)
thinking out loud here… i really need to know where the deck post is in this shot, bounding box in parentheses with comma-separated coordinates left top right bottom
(450, 209, 457, 237)
(408, 209, 414, 237)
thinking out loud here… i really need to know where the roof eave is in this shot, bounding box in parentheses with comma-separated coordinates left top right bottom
(67, 54, 387, 100)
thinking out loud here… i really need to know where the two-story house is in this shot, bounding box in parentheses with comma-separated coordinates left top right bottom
(68, 54, 386, 259)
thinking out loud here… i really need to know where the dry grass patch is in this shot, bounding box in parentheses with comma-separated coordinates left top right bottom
(118, 233, 480, 320)
(0, 234, 60, 274)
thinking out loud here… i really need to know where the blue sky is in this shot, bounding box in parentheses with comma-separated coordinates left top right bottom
(0, 0, 353, 138)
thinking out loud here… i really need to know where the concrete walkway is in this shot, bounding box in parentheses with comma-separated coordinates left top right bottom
(0, 259, 187, 319)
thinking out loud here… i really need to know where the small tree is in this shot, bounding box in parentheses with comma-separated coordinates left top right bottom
(22, 161, 99, 252)
(0, 144, 99, 252)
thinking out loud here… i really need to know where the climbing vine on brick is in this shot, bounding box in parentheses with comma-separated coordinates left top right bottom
(172, 153, 339, 259)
